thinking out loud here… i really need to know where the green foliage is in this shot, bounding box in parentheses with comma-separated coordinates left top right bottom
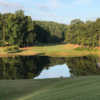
(65, 19, 100, 47)
(0, 11, 66, 47)
(5, 45, 20, 53)
(1, 10, 100, 47)
(34, 21, 66, 44)
(71, 19, 84, 25)
(0, 40, 8, 46)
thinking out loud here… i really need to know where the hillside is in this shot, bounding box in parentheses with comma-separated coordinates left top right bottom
(0, 76, 100, 100)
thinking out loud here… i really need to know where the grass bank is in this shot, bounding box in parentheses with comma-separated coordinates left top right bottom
(0, 44, 99, 57)
(0, 76, 100, 100)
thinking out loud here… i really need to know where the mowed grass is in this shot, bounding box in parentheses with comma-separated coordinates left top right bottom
(0, 44, 99, 57)
(0, 76, 100, 100)
(20, 44, 100, 57)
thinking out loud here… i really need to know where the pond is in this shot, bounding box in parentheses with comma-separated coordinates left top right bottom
(35, 64, 71, 79)
(0, 55, 99, 79)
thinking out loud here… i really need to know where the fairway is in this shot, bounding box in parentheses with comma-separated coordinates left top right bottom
(1, 76, 100, 100)
(0, 44, 99, 57)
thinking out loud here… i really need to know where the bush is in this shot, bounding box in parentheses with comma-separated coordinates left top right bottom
(0, 40, 8, 47)
(6, 45, 20, 53)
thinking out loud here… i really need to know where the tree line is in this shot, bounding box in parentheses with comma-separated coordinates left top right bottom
(0, 10, 66, 47)
(65, 19, 100, 47)
(0, 10, 100, 47)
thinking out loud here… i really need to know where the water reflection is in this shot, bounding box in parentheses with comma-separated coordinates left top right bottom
(66, 55, 100, 76)
(0, 55, 99, 79)
(35, 64, 71, 79)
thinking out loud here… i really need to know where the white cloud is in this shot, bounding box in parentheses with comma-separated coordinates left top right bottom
(33, 0, 66, 23)
(37, 0, 92, 12)
(0, 0, 24, 12)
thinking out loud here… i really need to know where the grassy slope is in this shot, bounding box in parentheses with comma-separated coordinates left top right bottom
(1, 76, 100, 100)
(0, 44, 99, 57)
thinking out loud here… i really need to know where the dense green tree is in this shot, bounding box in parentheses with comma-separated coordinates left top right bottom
(34, 21, 66, 44)
(65, 18, 100, 47)
(0, 11, 66, 47)
(0, 10, 100, 47)
(71, 19, 84, 25)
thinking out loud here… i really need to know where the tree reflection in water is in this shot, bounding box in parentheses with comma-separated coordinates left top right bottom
(0, 55, 99, 79)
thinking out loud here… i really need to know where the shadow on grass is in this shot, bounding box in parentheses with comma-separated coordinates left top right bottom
(34, 42, 67, 47)
(8, 49, 23, 53)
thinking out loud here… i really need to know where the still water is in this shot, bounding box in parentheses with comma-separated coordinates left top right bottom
(0, 55, 99, 79)
(35, 64, 71, 79)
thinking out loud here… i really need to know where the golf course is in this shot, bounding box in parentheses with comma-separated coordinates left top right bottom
(0, 76, 100, 100)
(0, 1, 100, 100)
(0, 44, 99, 57)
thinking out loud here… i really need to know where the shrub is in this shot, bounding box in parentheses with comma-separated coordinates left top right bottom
(6, 45, 20, 53)
(0, 40, 8, 47)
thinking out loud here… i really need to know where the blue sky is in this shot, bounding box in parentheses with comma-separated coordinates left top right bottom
(0, 0, 100, 24)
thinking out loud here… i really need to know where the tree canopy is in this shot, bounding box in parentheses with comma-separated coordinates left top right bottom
(65, 19, 100, 47)
(0, 11, 66, 47)
(0, 10, 100, 47)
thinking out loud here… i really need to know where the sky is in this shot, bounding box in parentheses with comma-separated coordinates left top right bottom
(35, 64, 71, 79)
(0, 0, 100, 24)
